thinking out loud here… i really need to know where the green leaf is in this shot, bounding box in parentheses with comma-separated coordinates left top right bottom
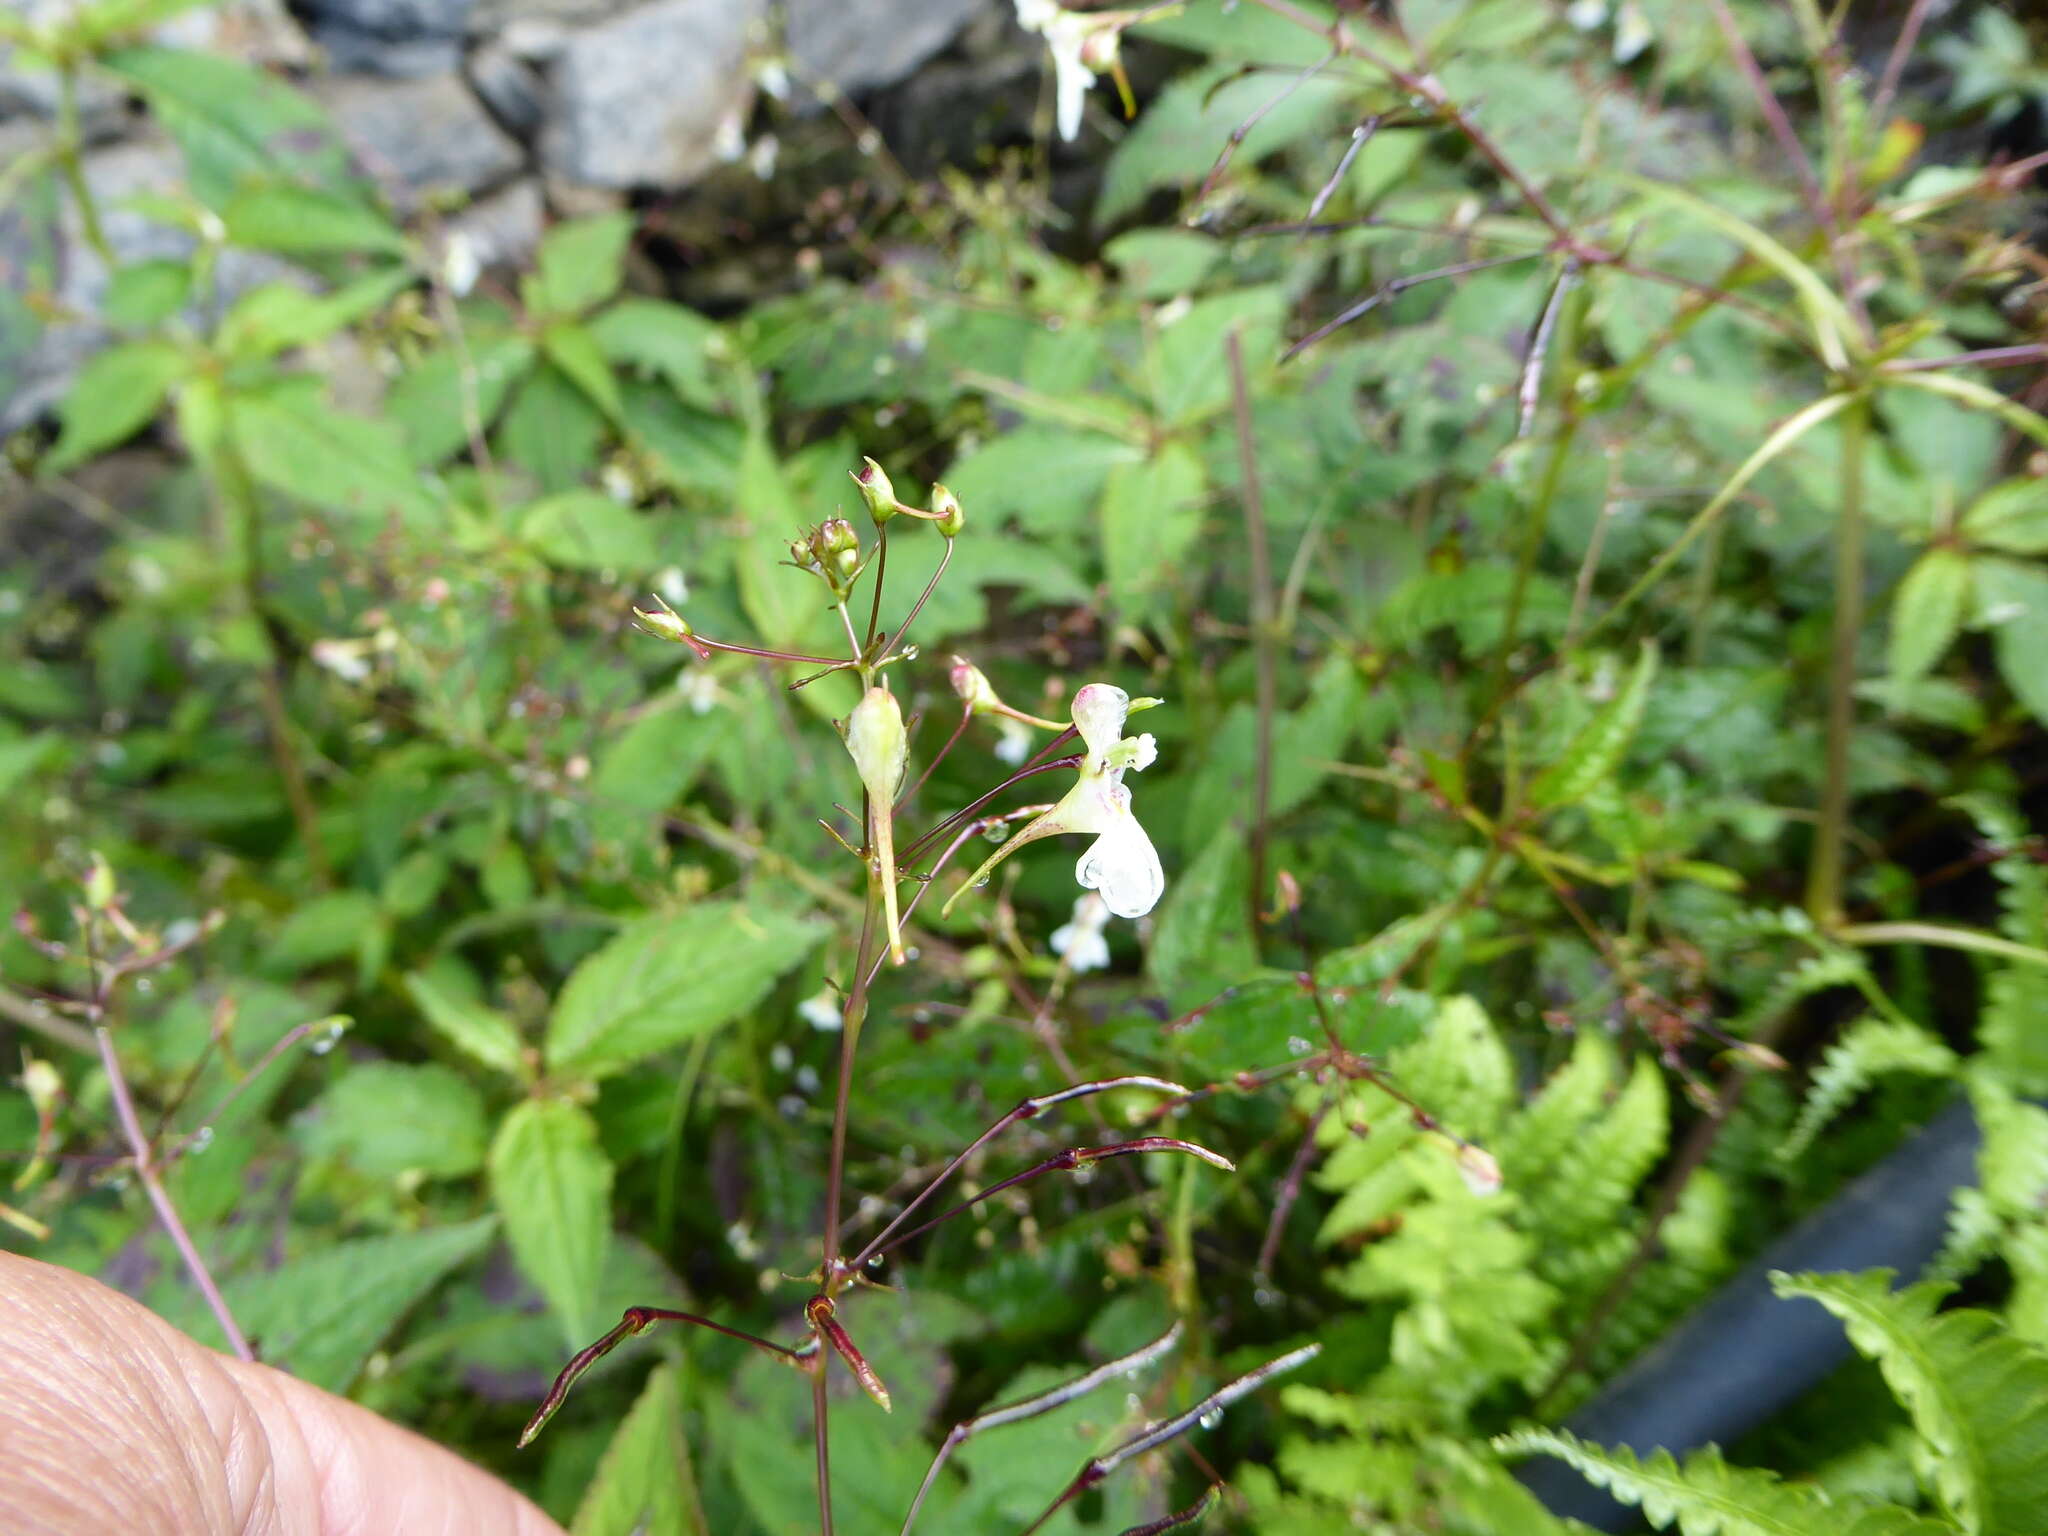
(1148, 827, 1257, 1003)
(1620, 176, 1858, 370)
(261, 890, 383, 975)
(404, 967, 527, 1080)
(1961, 478, 2048, 554)
(221, 184, 406, 256)
(1886, 371, 2048, 453)
(496, 362, 608, 491)
(44, 340, 188, 473)
(943, 427, 1143, 542)
(541, 319, 625, 423)
(300, 1061, 489, 1179)
(103, 260, 193, 328)
(572, 1363, 708, 1536)
(99, 46, 343, 208)
(217, 1218, 497, 1390)
(520, 489, 659, 572)
(1976, 559, 2048, 728)
(1528, 642, 1660, 810)
(534, 212, 635, 317)
(1772, 1270, 2048, 1535)
(545, 902, 826, 1081)
(1101, 439, 1206, 620)
(1103, 229, 1220, 300)
(733, 432, 808, 650)
(1778, 1021, 1958, 1163)
(587, 297, 723, 408)
(489, 1097, 614, 1349)
(1889, 549, 1972, 683)
(387, 332, 536, 466)
(214, 267, 413, 363)
(229, 377, 440, 525)
(1496, 1428, 1955, 1536)
(1150, 286, 1284, 425)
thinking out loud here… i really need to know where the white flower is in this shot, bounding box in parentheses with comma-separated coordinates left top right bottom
(994, 716, 1033, 765)
(1050, 893, 1112, 972)
(798, 989, 843, 1030)
(945, 681, 1166, 920)
(441, 232, 479, 298)
(1015, 0, 1098, 141)
(679, 669, 721, 715)
(311, 638, 373, 683)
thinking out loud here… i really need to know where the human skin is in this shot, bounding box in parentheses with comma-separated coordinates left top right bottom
(0, 1252, 564, 1536)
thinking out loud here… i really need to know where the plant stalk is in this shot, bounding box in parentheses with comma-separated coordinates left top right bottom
(1806, 393, 1867, 928)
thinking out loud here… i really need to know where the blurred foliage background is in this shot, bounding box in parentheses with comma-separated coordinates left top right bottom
(6, 0, 2048, 1531)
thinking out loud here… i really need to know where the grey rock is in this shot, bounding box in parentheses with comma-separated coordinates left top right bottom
(466, 0, 618, 40)
(785, 0, 990, 99)
(302, 0, 473, 75)
(445, 175, 544, 269)
(465, 40, 547, 139)
(313, 70, 524, 211)
(539, 0, 761, 190)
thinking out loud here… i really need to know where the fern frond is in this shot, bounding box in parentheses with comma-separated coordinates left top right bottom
(1951, 793, 2048, 947)
(1723, 947, 1871, 1040)
(1499, 1029, 1620, 1189)
(1495, 1429, 1958, 1536)
(1538, 1053, 1669, 1247)
(1772, 1270, 2048, 1535)
(1777, 1020, 1958, 1162)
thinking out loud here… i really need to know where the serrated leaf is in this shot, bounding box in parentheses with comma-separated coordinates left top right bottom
(1889, 549, 1972, 683)
(388, 332, 536, 466)
(1149, 826, 1256, 1002)
(545, 902, 826, 1081)
(229, 377, 440, 526)
(534, 212, 634, 317)
(404, 968, 527, 1079)
(1772, 1269, 2048, 1535)
(221, 184, 406, 256)
(1497, 1428, 1955, 1536)
(216, 1218, 497, 1390)
(1101, 439, 1206, 621)
(44, 340, 188, 473)
(572, 1363, 708, 1536)
(260, 890, 382, 975)
(588, 297, 723, 409)
(214, 267, 413, 363)
(1961, 478, 2048, 555)
(541, 318, 624, 423)
(1528, 643, 1659, 810)
(490, 1097, 614, 1348)
(520, 489, 659, 571)
(300, 1061, 488, 1179)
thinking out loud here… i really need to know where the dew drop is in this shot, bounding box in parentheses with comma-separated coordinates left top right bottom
(309, 1020, 347, 1055)
(1199, 1407, 1224, 1431)
(187, 1126, 214, 1156)
(1287, 1035, 1312, 1056)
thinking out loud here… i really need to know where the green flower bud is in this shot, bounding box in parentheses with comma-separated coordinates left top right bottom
(930, 483, 964, 538)
(845, 686, 907, 801)
(852, 457, 899, 523)
(632, 599, 695, 644)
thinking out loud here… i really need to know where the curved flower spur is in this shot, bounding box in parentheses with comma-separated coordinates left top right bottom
(942, 682, 1166, 921)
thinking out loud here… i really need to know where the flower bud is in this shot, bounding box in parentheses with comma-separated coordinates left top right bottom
(852, 457, 899, 523)
(632, 600, 695, 644)
(949, 655, 1000, 713)
(930, 483, 964, 538)
(789, 537, 819, 570)
(845, 686, 907, 801)
(1454, 1143, 1503, 1197)
(815, 517, 861, 577)
(84, 853, 116, 911)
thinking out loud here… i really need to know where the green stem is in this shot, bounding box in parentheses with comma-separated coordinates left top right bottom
(55, 63, 110, 262)
(1493, 415, 1579, 700)
(1807, 392, 1868, 928)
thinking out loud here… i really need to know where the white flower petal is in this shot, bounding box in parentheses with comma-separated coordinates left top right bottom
(1075, 815, 1163, 919)
(1070, 682, 1130, 761)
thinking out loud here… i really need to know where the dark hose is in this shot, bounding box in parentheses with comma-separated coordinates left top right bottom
(1518, 1095, 1980, 1529)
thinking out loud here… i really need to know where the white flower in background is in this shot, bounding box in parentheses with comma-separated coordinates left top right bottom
(1565, 0, 1607, 28)
(755, 57, 791, 100)
(655, 565, 690, 606)
(311, 638, 374, 683)
(748, 133, 780, 181)
(944, 682, 1165, 920)
(678, 669, 722, 715)
(441, 232, 480, 298)
(1613, 1, 1651, 62)
(798, 989, 843, 1030)
(1015, 0, 1098, 141)
(713, 108, 747, 163)
(1050, 892, 1112, 972)
(994, 715, 1033, 765)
